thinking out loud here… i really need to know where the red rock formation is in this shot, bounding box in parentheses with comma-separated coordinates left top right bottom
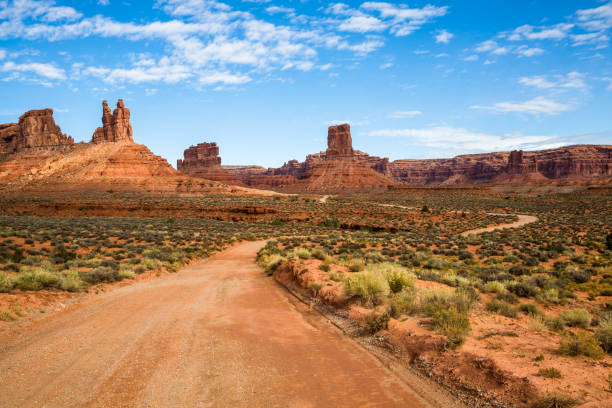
(177, 142, 242, 185)
(388, 145, 612, 185)
(91, 100, 134, 144)
(326, 124, 354, 157)
(227, 123, 395, 192)
(0, 109, 73, 154)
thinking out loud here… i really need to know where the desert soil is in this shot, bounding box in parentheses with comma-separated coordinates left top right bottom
(460, 214, 538, 236)
(0, 241, 457, 408)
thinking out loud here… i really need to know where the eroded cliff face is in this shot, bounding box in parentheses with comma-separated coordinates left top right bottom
(388, 145, 612, 185)
(177, 142, 242, 185)
(91, 100, 134, 144)
(0, 109, 73, 154)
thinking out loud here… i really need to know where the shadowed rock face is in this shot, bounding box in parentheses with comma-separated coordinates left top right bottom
(326, 124, 354, 157)
(177, 142, 242, 185)
(0, 109, 73, 154)
(91, 99, 134, 144)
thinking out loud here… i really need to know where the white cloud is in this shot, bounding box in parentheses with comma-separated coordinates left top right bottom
(98, 0, 110, 5)
(198, 71, 251, 85)
(265, 6, 295, 17)
(339, 15, 387, 33)
(515, 46, 544, 57)
(602, 77, 612, 91)
(470, 96, 572, 115)
(1, 61, 66, 80)
(519, 72, 586, 91)
(435, 29, 453, 44)
(368, 126, 562, 152)
(475, 40, 498, 52)
(575, 1, 612, 31)
(387, 110, 422, 118)
(144, 88, 158, 96)
(508, 23, 573, 41)
(379, 62, 393, 69)
(463, 54, 478, 61)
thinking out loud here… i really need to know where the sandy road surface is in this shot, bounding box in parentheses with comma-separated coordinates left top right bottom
(460, 214, 538, 236)
(0, 241, 447, 408)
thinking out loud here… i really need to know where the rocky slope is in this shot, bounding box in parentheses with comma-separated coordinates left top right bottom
(177, 142, 242, 185)
(0, 101, 266, 195)
(0, 109, 73, 154)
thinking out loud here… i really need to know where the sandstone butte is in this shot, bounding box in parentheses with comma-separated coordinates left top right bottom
(217, 123, 397, 192)
(225, 124, 612, 189)
(0, 101, 264, 195)
(177, 142, 243, 185)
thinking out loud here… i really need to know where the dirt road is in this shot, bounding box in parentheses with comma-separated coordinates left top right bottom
(0, 241, 451, 408)
(460, 214, 538, 236)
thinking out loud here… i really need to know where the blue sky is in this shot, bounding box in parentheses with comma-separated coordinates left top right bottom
(1, 0, 611, 168)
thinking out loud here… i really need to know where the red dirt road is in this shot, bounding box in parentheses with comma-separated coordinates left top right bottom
(0, 241, 450, 408)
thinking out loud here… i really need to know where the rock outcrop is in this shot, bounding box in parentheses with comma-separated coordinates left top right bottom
(0, 109, 73, 154)
(177, 142, 242, 185)
(225, 123, 396, 192)
(91, 100, 133, 144)
(326, 124, 354, 157)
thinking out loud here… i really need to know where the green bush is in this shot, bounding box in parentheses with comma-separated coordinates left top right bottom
(78, 267, 119, 284)
(311, 248, 326, 260)
(348, 258, 365, 272)
(318, 264, 330, 272)
(559, 308, 592, 328)
(389, 288, 418, 318)
(344, 271, 390, 306)
(431, 308, 470, 347)
(0, 273, 14, 292)
(536, 367, 562, 379)
(59, 273, 83, 292)
(363, 310, 390, 334)
(559, 332, 604, 359)
(13, 270, 59, 290)
(366, 263, 414, 293)
(486, 299, 518, 318)
(531, 394, 577, 408)
(595, 312, 612, 353)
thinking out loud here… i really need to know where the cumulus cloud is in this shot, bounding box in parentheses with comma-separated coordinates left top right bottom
(470, 96, 572, 115)
(435, 29, 453, 44)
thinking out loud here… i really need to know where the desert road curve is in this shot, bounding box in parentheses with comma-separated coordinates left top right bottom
(0, 241, 457, 408)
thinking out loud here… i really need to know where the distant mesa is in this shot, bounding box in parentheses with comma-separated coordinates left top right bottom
(91, 99, 134, 144)
(326, 123, 354, 157)
(0, 108, 73, 154)
(177, 142, 242, 185)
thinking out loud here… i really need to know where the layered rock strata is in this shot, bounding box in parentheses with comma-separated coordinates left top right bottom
(0, 109, 73, 154)
(177, 142, 242, 185)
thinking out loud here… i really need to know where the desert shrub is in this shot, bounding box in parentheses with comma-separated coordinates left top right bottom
(294, 248, 310, 260)
(13, 270, 59, 290)
(595, 312, 612, 353)
(559, 308, 592, 328)
(529, 315, 546, 332)
(134, 265, 146, 274)
(389, 288, 418, 317)
(344, 271, 389, 306)
(78, 267, 119, 284)
(507, 282, 538, 298)
(263, 254, 284, 275)
(0, 273, 14, 292)
(545, 316, 565, 332)
(59, 272, 83, 292)
(424, 257, 446, 270)
(0, 309, 17, 322)
(606, 232, 612, 250)
(140, 258, 158, 270)
(318, 264, 330, 272)
(309, 282, 323, 295)
(431, 308, 470, 347)
(348, 258, 365, 272)
(484, 281, 506, 294)
(536, 367, 562, 378)
(363, 309, 390, 334)
(519, 303, 541, 316)
(509, 265, 528, 276)
(531, 394, 577, 408)
(118, 265, 136, 279)
(486, 299, 518, 318)
(366, 263, 414, 293)
(328, 271, 343, 282)
(496, 292, 519, 304)
(310, 248, 326, 260)
(559, 332, 604, 359)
